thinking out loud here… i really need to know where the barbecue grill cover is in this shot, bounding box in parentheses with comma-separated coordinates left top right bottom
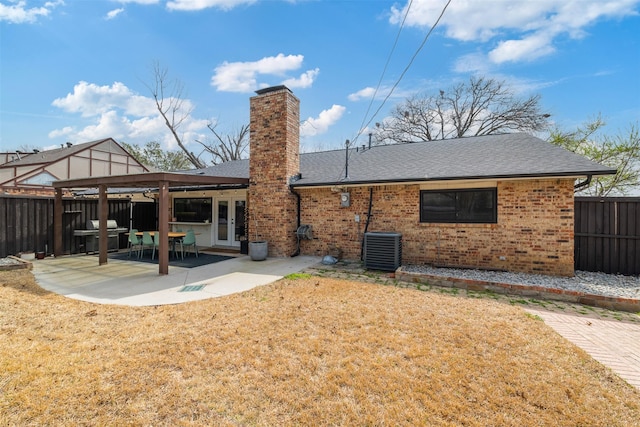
(86, 220, 119, 229)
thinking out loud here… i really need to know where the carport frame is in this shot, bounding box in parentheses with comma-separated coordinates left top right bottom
(52, 172, 249, 275)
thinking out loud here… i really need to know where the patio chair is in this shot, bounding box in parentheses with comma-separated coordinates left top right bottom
(151, 232, 161, 259)
(172, 235, 183, 259)
(181, 229, 198, 258)
(139, 231, 154, 258)
(127, 229, 142, 257)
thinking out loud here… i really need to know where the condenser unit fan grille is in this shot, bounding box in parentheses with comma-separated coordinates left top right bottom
(363, 232, 402, 271)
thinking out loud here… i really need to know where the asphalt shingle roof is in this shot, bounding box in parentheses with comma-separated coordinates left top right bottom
(1, 139, 111, 167)
(178, 133, 618, 187)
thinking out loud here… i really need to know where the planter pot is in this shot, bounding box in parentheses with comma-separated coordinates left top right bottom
(36, 252, 46, 260)
(249, 241, 268, 261)
(20, 252, 35, 261)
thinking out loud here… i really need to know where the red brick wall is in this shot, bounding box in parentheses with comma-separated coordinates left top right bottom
(296, 179, 575, 276)
(248, 87, 300, 257)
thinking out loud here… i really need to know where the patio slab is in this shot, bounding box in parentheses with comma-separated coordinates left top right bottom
(31, 254, 320, 306)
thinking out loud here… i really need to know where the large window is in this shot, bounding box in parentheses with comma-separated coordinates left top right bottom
(420, 188, 497, 223)
(174, 198, 212, 223)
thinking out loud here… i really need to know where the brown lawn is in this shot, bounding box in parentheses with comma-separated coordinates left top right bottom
(1, 269, 638, 426)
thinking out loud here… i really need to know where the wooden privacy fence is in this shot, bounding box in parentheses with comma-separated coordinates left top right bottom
(0, 195, 54, 258)
(0, 195, 144, 258)
(574, 197, 640, 275)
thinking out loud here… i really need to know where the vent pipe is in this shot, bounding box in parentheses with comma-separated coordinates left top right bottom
(368, 133, 372, 149)
(344, 139, 349, 179)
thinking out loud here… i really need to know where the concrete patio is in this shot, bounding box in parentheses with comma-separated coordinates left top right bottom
(31, 253, 320, 306)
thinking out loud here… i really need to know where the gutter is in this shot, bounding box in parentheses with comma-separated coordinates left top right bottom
(574, 175, 592, 190)
(289, 174, 302, 257)
(290, 170, 617, 189)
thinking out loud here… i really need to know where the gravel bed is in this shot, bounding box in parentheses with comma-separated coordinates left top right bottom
(0, 257, 24, 266)
(403, 265, 640, 300)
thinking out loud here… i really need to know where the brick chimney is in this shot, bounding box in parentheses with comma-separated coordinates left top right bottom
(248, 85, 300, 257)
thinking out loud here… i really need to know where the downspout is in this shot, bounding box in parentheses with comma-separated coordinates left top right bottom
(289, 183, 301, 257)
(574, 175, 592, 190)
(360, 187, 374, 261)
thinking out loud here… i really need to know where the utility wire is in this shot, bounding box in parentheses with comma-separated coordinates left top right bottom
(356, 0, 414, 141)
(360, 0, 453, 141)
(338, 0, 453, 182)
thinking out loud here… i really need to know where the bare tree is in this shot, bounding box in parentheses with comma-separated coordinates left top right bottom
(374, 76, 550, 144)
(196, 123, 249, 165)
(145, 62, 206, 169)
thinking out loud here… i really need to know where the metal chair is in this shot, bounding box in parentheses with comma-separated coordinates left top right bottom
(127, 229, 142, 257)
(181, 229, 198, 259)
(172, 235, 183, 259)
(139, 231, 154, 258)
(151, 232, 161, 259)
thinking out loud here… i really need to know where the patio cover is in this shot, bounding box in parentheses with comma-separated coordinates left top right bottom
(52, 172, 249, 275)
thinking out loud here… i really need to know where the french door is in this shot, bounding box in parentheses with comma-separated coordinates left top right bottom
(214, 198, 246, 247)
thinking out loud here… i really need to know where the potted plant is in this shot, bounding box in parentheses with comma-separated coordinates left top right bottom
(249, 220, 268, 261)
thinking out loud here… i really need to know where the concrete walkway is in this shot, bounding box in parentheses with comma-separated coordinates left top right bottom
(526, 308, 640, 390)
(32, 253, 320, 306)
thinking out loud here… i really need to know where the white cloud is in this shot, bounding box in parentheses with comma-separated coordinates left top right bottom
(452, 53, 492, 74)
(52, 81, 148, 117)
(49, 81, 208, 149)
(0, 0, 63, 24)
(347, 85, 413, 102)
(166, 0, 256, 11)
(348, 87, 376, 102)
(488, 33, 556, 64)
(300, 105, 346, 137)
(282, 68, 319, 89)
(114, 0, 159, 4)
(105, 8, 124, 20)
(48, 126, 74, 139)
(390, 0, 640, 64)
(212, 54, 318, 93)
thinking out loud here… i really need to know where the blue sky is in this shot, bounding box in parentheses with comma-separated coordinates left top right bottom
(1, 0, 639, 157)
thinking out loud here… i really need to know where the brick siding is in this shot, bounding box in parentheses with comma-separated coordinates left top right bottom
(248, 86, 575, 276)
(296, 179, 575, 276)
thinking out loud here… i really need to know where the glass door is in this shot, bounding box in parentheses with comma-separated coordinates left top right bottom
(215, 198, 245, 247)
(234, 200, 246, 245)
(216, 200, 229, 246)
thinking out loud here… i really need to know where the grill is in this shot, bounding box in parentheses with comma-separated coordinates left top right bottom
(73, 220, 128, 253)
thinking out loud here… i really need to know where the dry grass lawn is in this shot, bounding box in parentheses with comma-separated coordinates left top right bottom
(1, 269, 639, 426)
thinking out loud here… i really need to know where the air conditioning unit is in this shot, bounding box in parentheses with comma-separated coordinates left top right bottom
(363, 232, 402, 271)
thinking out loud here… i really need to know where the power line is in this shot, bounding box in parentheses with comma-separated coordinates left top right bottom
(356, 0, 415, 142)
(337, 0, 453, 182)
(360, 0, 453, 142)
